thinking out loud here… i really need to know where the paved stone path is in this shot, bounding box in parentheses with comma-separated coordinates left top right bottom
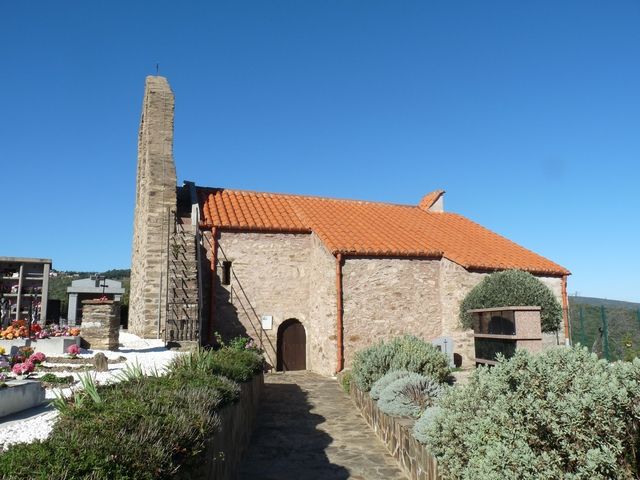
(239, 371, 407, 480)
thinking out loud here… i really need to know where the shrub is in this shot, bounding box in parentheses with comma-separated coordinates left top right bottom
(370, 369, 411, 400)
(412, 406, 443, 444)
(38, 373, 73, 385)
(351, 336, 451, 391)
(0, 345, 264, 479)
(338, 370, 352, 394)
(169, 347, 264, 382)
(459, 269, 562, 333)
(422, 347, 640, 479)
(0, 371, 241, 479)
(377, 373, 442, 418)
(387, 336, 451, 384)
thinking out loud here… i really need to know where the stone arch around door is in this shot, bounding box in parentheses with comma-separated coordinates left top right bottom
(277, 318, 306, 372)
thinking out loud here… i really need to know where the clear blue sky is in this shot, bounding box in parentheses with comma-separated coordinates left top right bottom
(1, 1, 638, 302)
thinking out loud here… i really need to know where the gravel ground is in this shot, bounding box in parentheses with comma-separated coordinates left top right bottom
(0, 332, 182, 450)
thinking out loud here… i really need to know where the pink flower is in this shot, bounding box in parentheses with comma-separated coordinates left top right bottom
(29, 352, 46, 364)
(12, 361, 34, 376)
(67, 344, 81, 356)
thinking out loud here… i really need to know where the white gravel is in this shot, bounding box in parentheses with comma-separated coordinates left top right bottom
(0, 332, 182, 450)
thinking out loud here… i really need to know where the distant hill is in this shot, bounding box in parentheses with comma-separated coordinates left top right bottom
(569, 296, 640, 310)
(568, 296, 639, 361)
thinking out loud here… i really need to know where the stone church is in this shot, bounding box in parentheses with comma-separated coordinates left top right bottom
(130, 76, 570, 376)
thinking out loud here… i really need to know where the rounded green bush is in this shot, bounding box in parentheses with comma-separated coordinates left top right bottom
(459, 269, 563, 333)
(377, 373, 442, 419)
(351, 336, 451, 391)
(370, 369, 411, 400)
(422, 347, 640, 479)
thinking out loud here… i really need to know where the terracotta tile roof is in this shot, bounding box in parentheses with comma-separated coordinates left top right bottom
(200, 188, 569, 276)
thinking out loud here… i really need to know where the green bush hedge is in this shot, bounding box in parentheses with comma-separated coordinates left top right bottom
(351, 336, 451, 391)
(0, 347, 263, 480)
(459, 269, 563, 333)
(169, 347, 264, 382)
(420, 347, 640, 479)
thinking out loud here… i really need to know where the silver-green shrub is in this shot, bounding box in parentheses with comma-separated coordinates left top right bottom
(351, 340, 398, 391)
(421, 347, 640, 479)
(370, 369, 411, 400)
(387, 336, 451, 383)
(378, 373, 442, 418)
(412, 406, 443, 444)
(351, 336, 451, 391)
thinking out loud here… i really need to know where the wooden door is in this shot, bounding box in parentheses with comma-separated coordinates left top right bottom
(281, 320, 306, 371)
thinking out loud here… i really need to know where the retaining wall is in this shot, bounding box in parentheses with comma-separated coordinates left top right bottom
(182, 373, 263, 480)
(351, 385, 441, 480)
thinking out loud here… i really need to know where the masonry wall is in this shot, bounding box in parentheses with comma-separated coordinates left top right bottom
(209, 232, 311, 372)
(341, 257, 442, 368)
(438, 258, 485, 367)
(129, 76, 177, 339)
(204, 231, 337, 376)
(306, 234, 338, 375)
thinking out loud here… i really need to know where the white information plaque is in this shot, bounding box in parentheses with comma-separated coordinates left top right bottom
(261, 315, 273, 330)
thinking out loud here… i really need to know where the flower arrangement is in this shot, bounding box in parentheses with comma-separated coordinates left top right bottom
(67, 344, 81, 359)
(0, 321, 81, 340)
(11, 360, 35, 377)
(29, 352, 46, 364)
(18, 346, 34, 358)
(0, 320, 29, 339)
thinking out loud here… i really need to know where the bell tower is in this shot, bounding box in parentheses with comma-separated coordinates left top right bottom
(129, 76, 177, 338)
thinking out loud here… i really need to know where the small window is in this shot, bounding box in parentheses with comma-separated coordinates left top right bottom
(222, 261, 232, 286)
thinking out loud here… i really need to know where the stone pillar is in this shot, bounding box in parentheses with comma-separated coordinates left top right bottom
(129, 76, 177, 339)
(81, 300, 120, 350)
(67, 293, 78, 324)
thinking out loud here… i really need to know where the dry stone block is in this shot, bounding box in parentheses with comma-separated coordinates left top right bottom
(81, 300, 120, 351)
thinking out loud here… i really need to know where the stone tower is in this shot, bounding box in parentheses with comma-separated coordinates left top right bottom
(129, 76, 177, 338)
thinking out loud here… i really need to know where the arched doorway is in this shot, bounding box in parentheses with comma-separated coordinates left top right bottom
(277, 319, 306, 371)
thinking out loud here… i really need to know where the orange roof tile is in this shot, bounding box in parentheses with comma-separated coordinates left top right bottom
(200, 188, 569, 276)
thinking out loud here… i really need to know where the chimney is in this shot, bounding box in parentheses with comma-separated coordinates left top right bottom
(418, 190, 445, 213)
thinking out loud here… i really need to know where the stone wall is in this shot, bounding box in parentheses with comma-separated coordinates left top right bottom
(180, 374, 263, 480)
(80, 300, 120, 350)
(351, 384, 440, 480)
(204, 228, 566, 373)
(129, 76, 177, 339)
(341, 257, 442, 368)
(438, 258, 485, 367)
(204, 232, 337, 376)
(307, 234, 338, 375)
(210, 232, 312, 372)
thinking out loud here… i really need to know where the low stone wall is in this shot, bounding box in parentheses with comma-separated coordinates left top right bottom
(351, 385, 440, 480)
(183, 373, 264, 480)
(81, 300, 120, 350)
